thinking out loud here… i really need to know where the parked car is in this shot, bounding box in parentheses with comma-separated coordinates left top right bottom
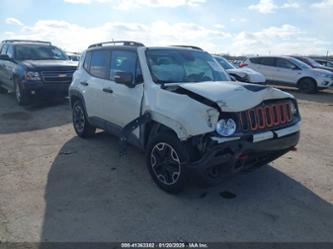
(0, 39, 78, 105)
(290, 55, 333, 73)
(214, 55, 266, 84)
(314, 59, 333, 68)
(70, 41, 300, 193)
(66, 52, 81, 62)
(243, 56, 333, 93)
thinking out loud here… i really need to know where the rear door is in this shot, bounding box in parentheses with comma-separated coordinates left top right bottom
(81, 49, 111, 118)
(0, 44, 8, 86)
(100, 49, 144, 129)
(257, 57, 276, 81)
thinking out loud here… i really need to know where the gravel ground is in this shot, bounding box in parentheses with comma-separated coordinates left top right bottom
(0, 88, 333, 242)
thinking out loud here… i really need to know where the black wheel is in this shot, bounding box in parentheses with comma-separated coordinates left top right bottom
(298, 78, 317, 94)
(0, 85, 8, 94)
(14, 81, 30, 105)
(72, 100, 96, 138)
(146, 132, 190, 194)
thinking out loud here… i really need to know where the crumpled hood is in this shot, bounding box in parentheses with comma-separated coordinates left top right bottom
(21, 60, 78, 70)
(179, 81, 293, 112)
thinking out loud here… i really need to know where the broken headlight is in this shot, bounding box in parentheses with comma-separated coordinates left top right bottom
(216, 118, 237, 136)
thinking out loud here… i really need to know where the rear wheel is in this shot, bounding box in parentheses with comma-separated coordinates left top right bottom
(72, 100, 96, 138)
(298, 78, 317, 94)
(146, 132, 189, 194)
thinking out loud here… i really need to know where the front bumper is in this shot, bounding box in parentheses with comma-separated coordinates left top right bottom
(317, 77, 333, 88)
(22, 80, 70, 95)
(187, 123, 300, 184)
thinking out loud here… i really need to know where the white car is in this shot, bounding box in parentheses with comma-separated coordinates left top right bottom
(243, 56, 333, 93)
(214, 56, 266, 84)
(69, 41, 301, 193)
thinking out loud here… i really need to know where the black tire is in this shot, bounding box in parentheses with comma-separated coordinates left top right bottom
(298, 78, 317, 94)
(0, 85, 8, 94)
(146, 132, 190, 194)
(72, 100, 96, 138)
(14, 80, 31, 105)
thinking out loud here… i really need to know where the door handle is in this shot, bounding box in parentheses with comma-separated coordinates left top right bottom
(80, 81, 88, 86)
(103, 88, 113, 93)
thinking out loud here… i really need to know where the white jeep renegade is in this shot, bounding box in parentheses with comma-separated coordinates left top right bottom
(69, 41, 301, 193)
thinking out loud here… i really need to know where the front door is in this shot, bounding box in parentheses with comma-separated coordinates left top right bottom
(100, 50, 144, 129)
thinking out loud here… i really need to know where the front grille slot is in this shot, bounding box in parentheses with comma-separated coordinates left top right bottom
(40, 70, 76, 84)
(239, 101, 294, 132)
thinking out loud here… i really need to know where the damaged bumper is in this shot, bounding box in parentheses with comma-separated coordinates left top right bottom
(187, 122, 300, 184)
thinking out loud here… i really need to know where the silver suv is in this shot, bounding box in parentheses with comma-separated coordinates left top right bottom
(243, 56, 333, 93)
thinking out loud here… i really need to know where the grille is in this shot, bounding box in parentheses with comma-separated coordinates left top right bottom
(40, 70, 76, 84)
(239, 100, 293, 132)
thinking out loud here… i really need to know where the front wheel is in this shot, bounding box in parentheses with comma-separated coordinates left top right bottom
(72, 100, 96, 138)
(146, 132, 190, 194)
(15, 81, 30, 105)
(298, 78, 317, 94)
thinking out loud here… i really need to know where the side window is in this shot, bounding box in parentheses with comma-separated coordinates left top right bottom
(276, 58, 297, 69)
(83, 51, 91, 71)
(110, 50, 138, 83)
(89, 50, 110, 79)
(6, 45, 14, 58)
(0, 44, 8, 55)
(261, 57, 275, 67)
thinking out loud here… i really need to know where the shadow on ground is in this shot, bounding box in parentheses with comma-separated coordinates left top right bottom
(0, 93, 71, 134)
(40, 132, 333, 242)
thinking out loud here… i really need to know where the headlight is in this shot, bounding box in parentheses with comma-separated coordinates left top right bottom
(290, 102, 297, 115)
(25, 71, 41, 81)
(216, 118, 237, 136)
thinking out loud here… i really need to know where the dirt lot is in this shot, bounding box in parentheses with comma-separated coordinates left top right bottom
(0, 88, 333, 242)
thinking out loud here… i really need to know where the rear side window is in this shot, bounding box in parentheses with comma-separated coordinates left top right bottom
(0, 44, 8, 55)
(89, 50, 110, 79)
(261, 57, 275, 66)
(110, 50, 141, 83)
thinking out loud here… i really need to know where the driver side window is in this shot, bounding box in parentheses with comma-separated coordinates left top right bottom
(110, 50, 141, 83)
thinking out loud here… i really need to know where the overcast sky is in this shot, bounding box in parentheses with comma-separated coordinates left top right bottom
(0, 0, 332, 55)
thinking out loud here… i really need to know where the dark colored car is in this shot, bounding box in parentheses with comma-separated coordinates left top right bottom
(291, 55, 333, 73)
(315, 59, 333, 69)
(0, 40, 78, 105)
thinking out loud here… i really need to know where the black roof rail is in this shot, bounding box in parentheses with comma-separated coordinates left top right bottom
(88, 40, 145, 49)
(1, 39, 51, 45)
(171, 45, 203, 51)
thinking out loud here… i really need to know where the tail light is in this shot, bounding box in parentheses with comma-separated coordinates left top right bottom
(239, 63, 248, 68)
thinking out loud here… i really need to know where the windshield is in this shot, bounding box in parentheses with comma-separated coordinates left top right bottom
(214, 56, 235, 70)
(14, 44, 68, 61)
(289, 57, 312, 70)
(146, 49, 230, 84)
(307, 57, 323, 67)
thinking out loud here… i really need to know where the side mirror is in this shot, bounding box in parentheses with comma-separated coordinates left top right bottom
(114, 72, 134, 88)
(0, 54, 11, 61)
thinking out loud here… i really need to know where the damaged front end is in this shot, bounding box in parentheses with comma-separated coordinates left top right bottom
(180, 96, 301, 184)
